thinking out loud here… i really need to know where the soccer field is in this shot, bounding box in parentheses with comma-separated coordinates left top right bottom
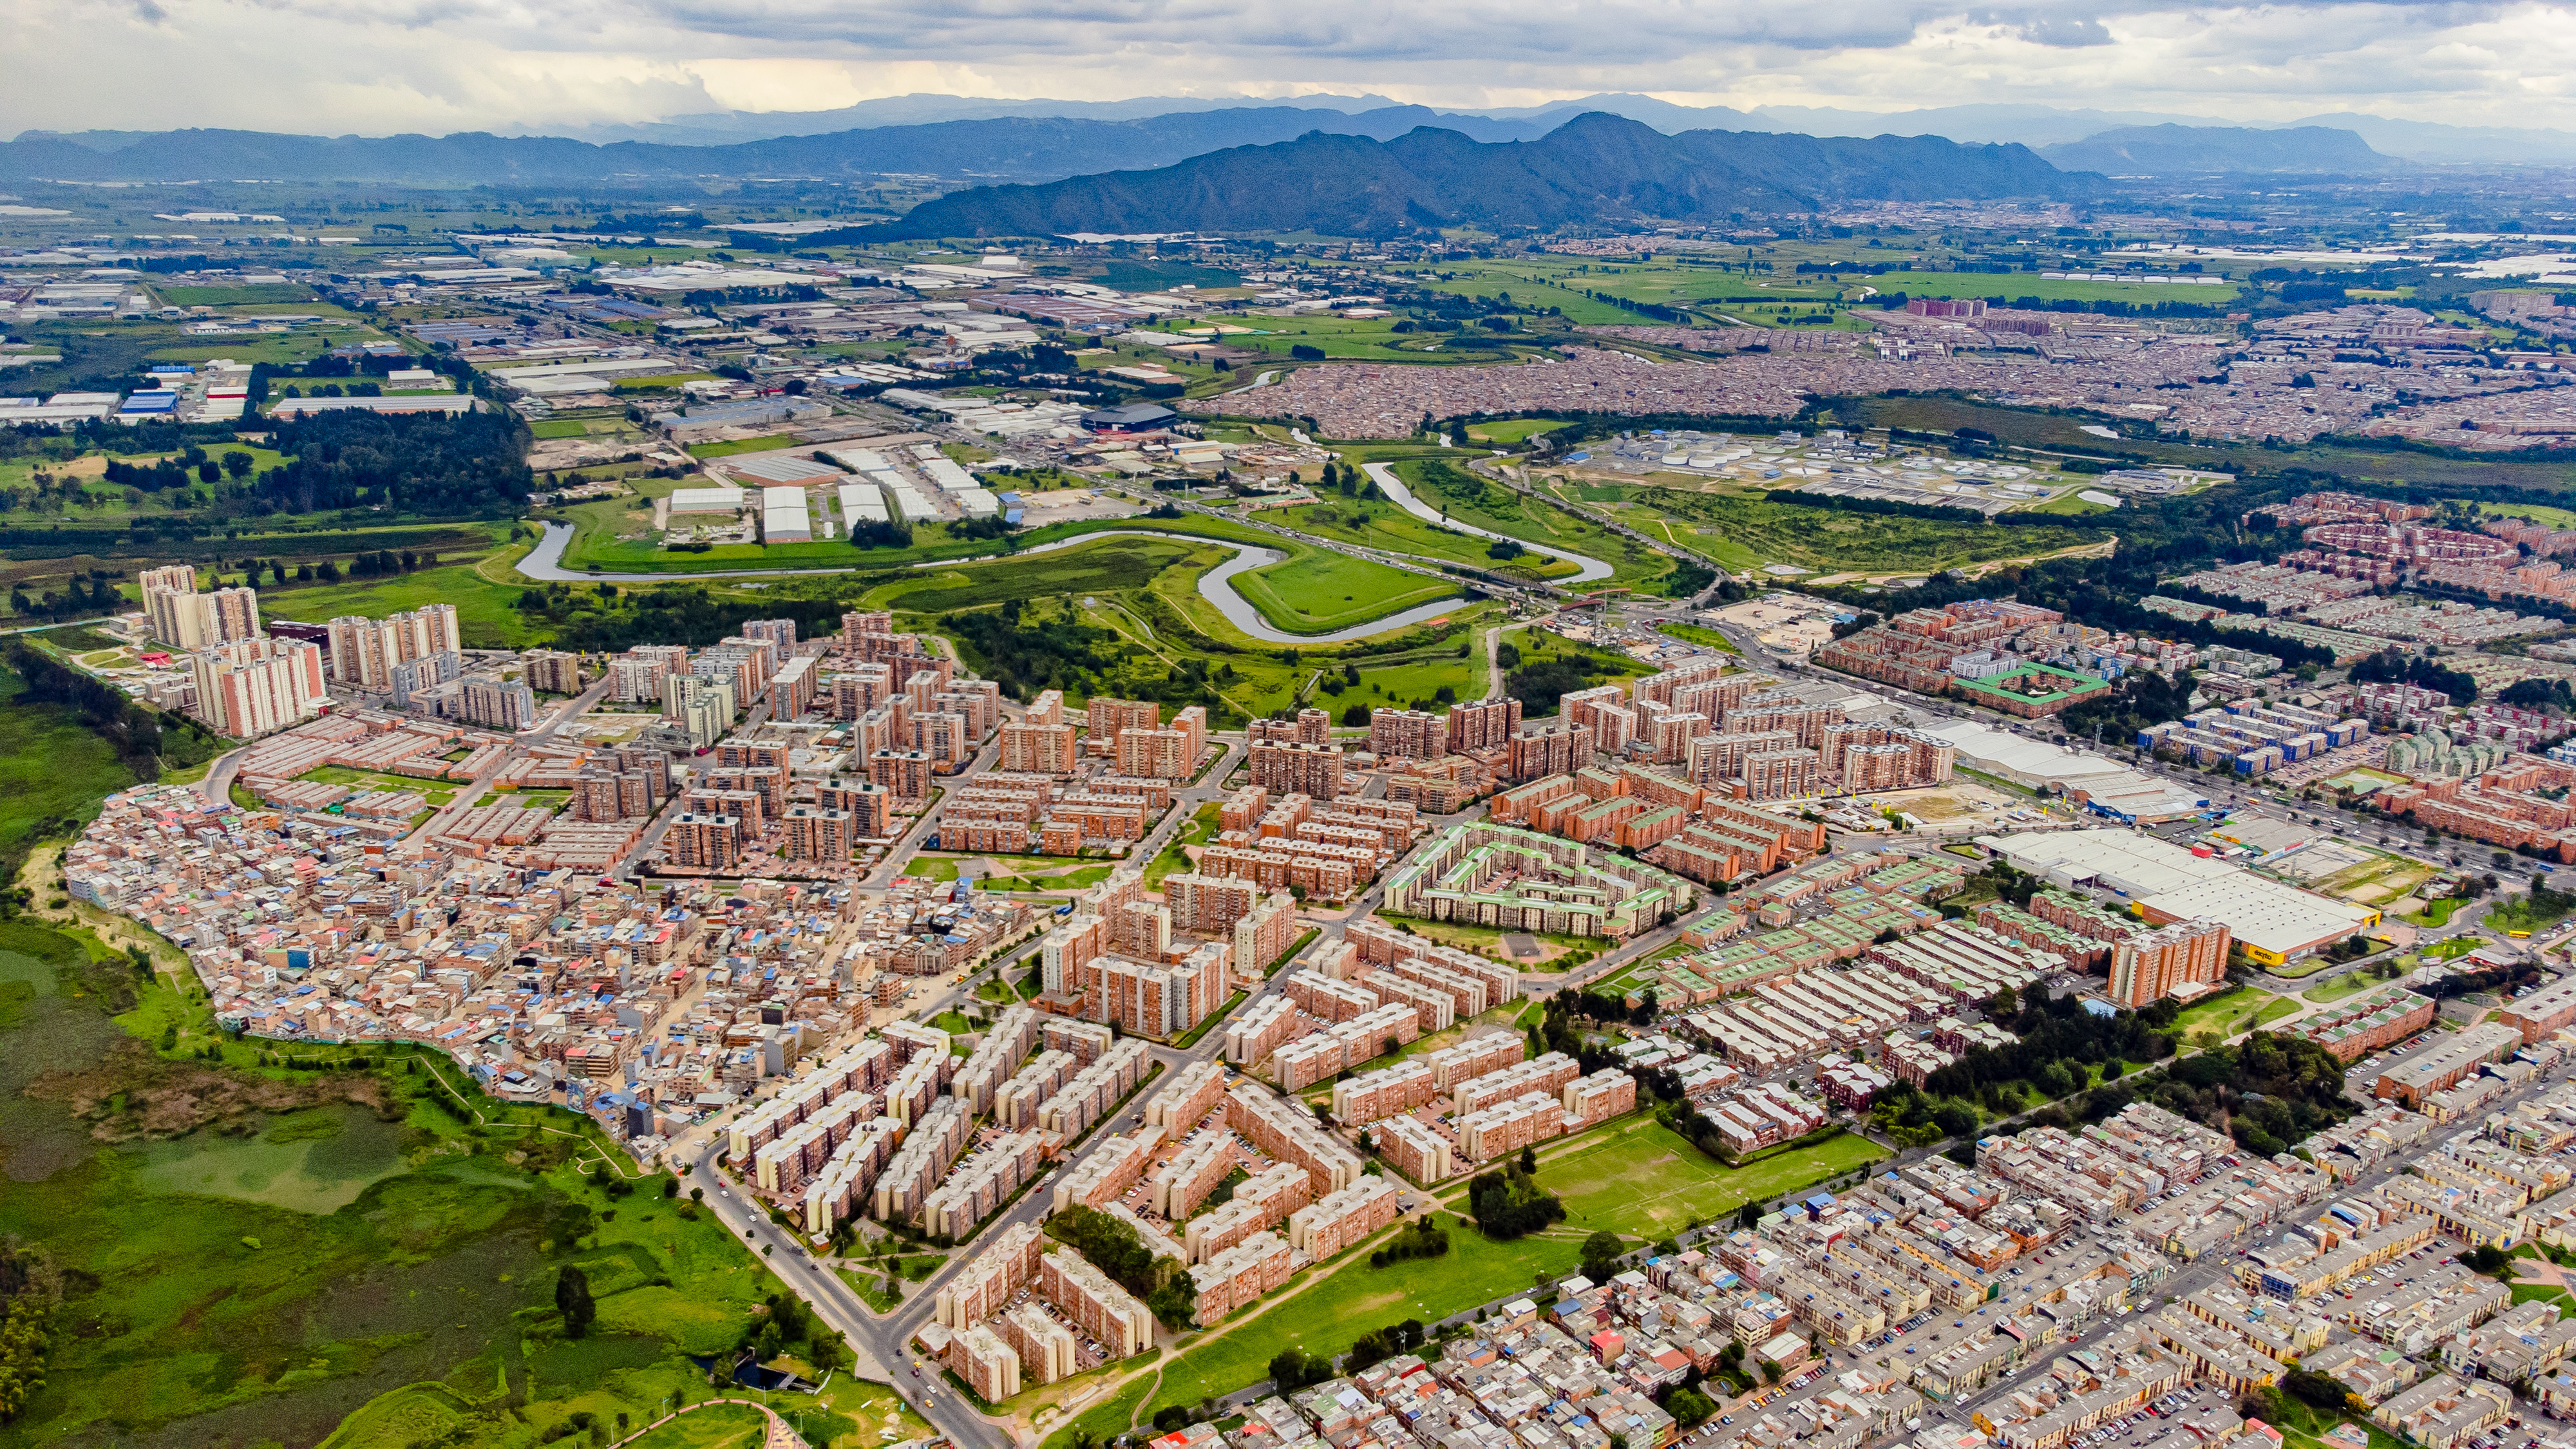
(1534, 1119, 1888, 1239)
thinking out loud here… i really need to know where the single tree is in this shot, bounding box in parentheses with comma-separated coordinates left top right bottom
(555, 1264, 596, 1338)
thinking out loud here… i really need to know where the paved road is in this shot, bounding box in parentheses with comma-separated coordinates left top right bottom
(194, 744, 250, 806)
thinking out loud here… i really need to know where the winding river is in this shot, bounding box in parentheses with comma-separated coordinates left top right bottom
(1359, 461, 1616, 583)
(516, 522, 1470, 645)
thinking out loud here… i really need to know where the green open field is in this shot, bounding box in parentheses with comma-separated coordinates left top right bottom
(151, 282, 324, 306)
(2304, 969, 2396, 1005)
(2479, 500, 2576, 528)
(287, 763, 457, 804)
(683, 433, 806, 459)
(1466, 418, 1581, 445)
(623, 1403, 773, 1448)
(1, 314, 377, 397)
(1533, 1117, 1888, 1238)
(1226, 550, 1459, 634)
(0, 659, 146, 883)
(257, 554, 539, 648)
(2174, 989, 2301, 1041)
(0, 443, 294, 522)
(1141, 314, 1552, 365)
(869, 529, 1463, 639)
(864, 536, 1211, 614)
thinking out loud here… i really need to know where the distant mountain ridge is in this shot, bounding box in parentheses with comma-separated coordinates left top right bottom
(0, 106, 1585, 186)
(867, 113, 2094, 240)
(2041, 124, 2394, 174)
(16, 94, 2576, 180)
(504, 93, 2576, 166)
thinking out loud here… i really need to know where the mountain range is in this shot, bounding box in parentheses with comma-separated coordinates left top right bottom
(0, 106, 1577, 186)
(0, 107, 2399, 194)
(863, 113, 2090, 240)
(2040, 124, 2397, 175)
(489, 92, 2576, 166)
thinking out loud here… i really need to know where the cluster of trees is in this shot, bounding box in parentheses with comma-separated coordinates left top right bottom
(1047, 1206, 1196, 1329)
(103, 448, 252, 492)
(950, 513, 1019, 543)
(2351, 647, 2479, 704)
(2432, 956, 2550, 998)
(1318, 460, 1381, 499)
(2058, 668, 2196, 746)
(1369, 1215, 1451, 1269)
(730, 1288, 851, 1373)
(1505, 647, 1630, 714)
(2138, 1031, 2357, 1156)
(553, 1265, 595, 1338)
(8, 573, 126, 623)
(1867, 1079, 1982, 1148)
(1654, 1091, 1750, 1164)
(1467, 1155, 1566, 1240)
(0, 1247, 54, 1423)
(1269, 1346, 1340, 1394)
(1660, 1379, 1721, 1430)
(846, 518, 915, 551)
(948, 604, 1227, 722)
(1917, 983, 2177, 1106)
(1344, 1318, 1431, 1376)
(2502, 676, 2576, 710)
(251, 410, 532, 517)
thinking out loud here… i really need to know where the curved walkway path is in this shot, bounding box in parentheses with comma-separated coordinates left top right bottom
(517, 522, 1461, 646)
(608, 1396, 800, 1448)
(1360, 461, 1615, 583)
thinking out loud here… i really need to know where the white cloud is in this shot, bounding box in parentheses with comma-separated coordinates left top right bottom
(8, 0, 2576, 136)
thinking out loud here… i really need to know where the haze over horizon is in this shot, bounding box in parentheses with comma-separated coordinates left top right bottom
(10, 0, 2576, 144)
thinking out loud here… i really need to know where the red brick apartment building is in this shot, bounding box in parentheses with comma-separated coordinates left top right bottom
(2376, 758, 2576, 860)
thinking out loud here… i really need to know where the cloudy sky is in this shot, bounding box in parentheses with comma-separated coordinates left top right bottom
(8, 0, 2576, 137)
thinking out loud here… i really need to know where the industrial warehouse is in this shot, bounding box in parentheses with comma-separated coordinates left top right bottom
(1984, 828, 2382, 965)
